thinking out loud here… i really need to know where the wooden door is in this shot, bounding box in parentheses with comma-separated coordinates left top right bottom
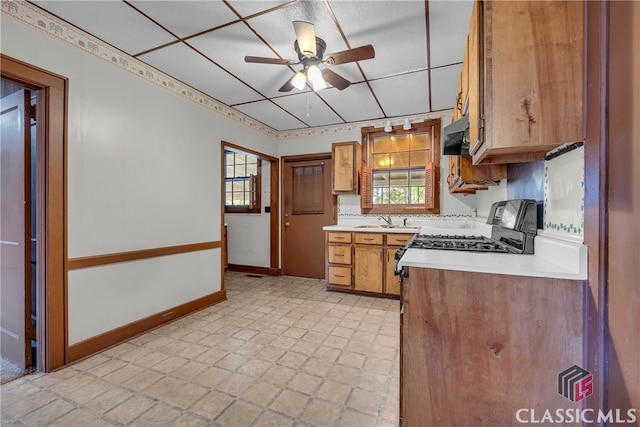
(1, 89, 33, 369)
(282, 156, 336, 278)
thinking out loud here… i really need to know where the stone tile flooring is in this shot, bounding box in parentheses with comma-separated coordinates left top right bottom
(0, 272, 400, 426)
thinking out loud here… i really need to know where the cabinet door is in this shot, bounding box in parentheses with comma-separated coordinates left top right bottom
(332, 141, 361, 194)
(354, 246, 383, 293)
(385, 248, 401, 295)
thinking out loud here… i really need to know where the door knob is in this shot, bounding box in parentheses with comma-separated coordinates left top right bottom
(284, 222, 290, 227)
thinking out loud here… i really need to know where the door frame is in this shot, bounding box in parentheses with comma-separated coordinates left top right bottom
(280, 152, 336, 278)
(1, 55, 67, 371)
(221, 141, 280, 281)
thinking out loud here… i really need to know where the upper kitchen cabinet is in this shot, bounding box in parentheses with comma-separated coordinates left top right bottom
(468, 1, 584, 165)
(331, 141, 362, 195)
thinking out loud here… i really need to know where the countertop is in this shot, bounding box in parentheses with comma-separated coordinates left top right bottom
(323, 219, 588, 281)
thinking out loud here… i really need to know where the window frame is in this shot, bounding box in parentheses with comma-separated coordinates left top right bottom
(360, 119, 441, 215)
(224, 150, 262, 214)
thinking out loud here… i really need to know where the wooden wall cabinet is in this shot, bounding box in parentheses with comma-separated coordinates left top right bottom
(447, 154, 506, 194)
(331, 141, 362, 194)
(400, 267, 584, 425)
(325, 231, 415, 297)
(466, 1, 584, 165)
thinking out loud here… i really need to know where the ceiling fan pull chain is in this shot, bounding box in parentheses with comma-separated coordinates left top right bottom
(307, 91, 311, 117)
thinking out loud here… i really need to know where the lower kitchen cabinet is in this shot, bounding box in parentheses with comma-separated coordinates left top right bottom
(325, 231, 416, 297)
(354, 246, 383, 293)
(385, 234, 414, 295)
(400, 267, 584, 426)
(326, 232, 352, 288)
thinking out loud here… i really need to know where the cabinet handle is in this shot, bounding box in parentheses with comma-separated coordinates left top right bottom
(364, 238, 374, 241)
(335, 254, 344, 257)
(334, 237, 345, 240)
(335, 274, 345, 278)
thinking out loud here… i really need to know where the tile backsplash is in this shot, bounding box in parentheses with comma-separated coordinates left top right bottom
(543, 144, 585, 240)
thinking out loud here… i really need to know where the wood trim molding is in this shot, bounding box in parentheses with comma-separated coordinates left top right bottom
(221, 141, 281, 276)
(67, 241, 221, 270)
(583, 0, 609, 419)
(222, 141, 278, 162)
(66, 289, 227, 363)
(1, 54, 67, 371)
(227, 264, 276, 276)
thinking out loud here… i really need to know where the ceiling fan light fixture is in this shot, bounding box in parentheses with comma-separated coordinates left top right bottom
(384, 120, 392, 132)
(403, 118, 411, 130)
(291, 72, 307, 90)
(307, 65, 326, 91)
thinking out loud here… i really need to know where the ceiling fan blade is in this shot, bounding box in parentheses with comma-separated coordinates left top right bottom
(244, 56, 295, 65)
(278, 76, 295, 92)
(321, 69, 351, 91)
(293, 21, 316, 57)
(324, 44, 375, 65)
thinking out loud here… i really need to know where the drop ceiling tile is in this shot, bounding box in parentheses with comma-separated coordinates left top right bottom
(245, 2, 349, 66)
(430, 64, 462, 111)
(129, 1, 239, 38)
(272, 92, 344, 127)
(369, 71, 430, 117)
(234, 100, 308, 131)
(317, 83, 384, 123)
(329, 1, 427, 79)
(429, 1, 474, 68)
(189, 22, 295, 99)
(31, 0, 176, 55)
(138, 43, 263, 105)
(226, 0, 293, 18)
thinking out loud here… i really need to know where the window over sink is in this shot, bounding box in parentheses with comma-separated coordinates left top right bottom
(361, 119, 440, 215)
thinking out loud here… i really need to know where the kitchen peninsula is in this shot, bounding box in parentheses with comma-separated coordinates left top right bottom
(392, 216, 587, 426)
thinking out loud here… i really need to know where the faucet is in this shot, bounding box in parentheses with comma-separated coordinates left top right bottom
(403, 217, 408, 227)
(379, 215, 392, 226)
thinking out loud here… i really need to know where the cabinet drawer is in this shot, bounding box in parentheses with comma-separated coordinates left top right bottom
(328, 245, 351, 264)
(354, 233, 383, 245)
(328, 266, 351, 286)
(387, 233, 416, 246)
(328, 232, 352, 243)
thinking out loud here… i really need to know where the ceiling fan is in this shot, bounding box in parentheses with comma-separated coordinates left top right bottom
(245, 21, 375, 92)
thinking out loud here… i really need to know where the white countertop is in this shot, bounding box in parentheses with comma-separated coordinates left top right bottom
(323, 219, 588, 281)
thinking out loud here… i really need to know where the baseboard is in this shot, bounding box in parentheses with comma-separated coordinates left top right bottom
(227, 264, 278, 276)
(66, 289, 226, 364)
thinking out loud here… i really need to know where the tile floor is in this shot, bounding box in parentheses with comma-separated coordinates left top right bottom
(0, 272, 400, 426)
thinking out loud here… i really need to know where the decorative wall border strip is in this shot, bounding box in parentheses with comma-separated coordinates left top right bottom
(2, 1, 453, 141)
(67, 241, 221, 270)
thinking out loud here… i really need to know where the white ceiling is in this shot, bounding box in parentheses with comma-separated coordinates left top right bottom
(30, 0, 473, 132)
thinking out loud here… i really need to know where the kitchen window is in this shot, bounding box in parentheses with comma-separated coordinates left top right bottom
(224, 150, 261, 213)
(361, 119, 440, 214)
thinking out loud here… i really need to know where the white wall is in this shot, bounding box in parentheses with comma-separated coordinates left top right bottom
(225, 159, 272, 268)
(1, 14, 277, 344)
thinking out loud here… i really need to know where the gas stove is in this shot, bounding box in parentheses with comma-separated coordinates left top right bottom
(395, 200, 538, 270)
(410, 234, 511, 253)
